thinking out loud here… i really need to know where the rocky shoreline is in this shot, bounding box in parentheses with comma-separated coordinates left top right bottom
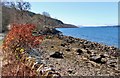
(37, 33, 120, 76)
(1, 29, 120, 76)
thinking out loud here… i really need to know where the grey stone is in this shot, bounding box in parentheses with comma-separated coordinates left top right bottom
(90, 55, 106, 64)
(107, 59, 117, 64)
(50, 51, 63, 59)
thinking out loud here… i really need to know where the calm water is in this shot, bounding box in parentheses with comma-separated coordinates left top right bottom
(57, 27, 119, 47)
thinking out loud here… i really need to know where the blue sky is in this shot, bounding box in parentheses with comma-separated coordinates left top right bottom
(30, 2, 118, 26)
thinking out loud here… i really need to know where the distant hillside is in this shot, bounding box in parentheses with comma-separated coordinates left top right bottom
(55, 24, 78, 28)
(1, 6, 78, 32)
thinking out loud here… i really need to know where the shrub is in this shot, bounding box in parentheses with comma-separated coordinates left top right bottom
(2, 24, 44, 59)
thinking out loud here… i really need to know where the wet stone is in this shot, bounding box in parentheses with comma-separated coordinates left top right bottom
(61, 43, 66, 47)
(67, 70, 73, 74)
(90, 55, 106, 64)
(109, 64, 116, 67)
(66, 48, 71, 52)
(50, 51, 63, 59)
(100, 55, 106, 58)
(107, 59, 117, 64)
(84, 41, 89, 44)
(67, 69, 75, 74)
(86, 49, 91, 54)
(51, 46, 54, 48)
(81, 45, 86, 49)
(68, 40, 74, 43)
(76, 49, 83, 55)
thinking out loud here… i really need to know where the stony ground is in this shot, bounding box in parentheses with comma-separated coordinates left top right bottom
(38, 35, 120, 76)
(1, 34, 120, 76)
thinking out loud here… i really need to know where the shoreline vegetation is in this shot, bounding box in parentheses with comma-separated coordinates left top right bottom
(1, 2, 120, 77)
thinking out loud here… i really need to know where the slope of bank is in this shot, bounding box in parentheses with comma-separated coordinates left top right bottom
(1, 6, 78, 32)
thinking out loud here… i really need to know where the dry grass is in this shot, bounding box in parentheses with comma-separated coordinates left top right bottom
(2, 61, 37, 76)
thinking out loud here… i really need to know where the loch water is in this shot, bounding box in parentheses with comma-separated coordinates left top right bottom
(57, 26, 119, 48)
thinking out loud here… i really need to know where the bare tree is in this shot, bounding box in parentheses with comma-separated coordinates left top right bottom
(16, 1, 31, 19)
(1, 0, 31, 17)
(1, 0, 31, 23)
(1, 0, 31, 11)
(16, 1, 31, 11)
